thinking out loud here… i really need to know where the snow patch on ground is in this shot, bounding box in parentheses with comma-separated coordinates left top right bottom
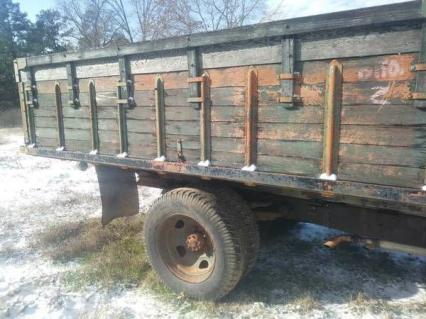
(1, 128, 425, 318)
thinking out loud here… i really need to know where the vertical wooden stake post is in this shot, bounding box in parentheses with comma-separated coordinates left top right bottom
(321, 60, 343, 181)
(154, 75, 166, 161)
(88, 81, 99, 154)
(243, 67, 258, 171)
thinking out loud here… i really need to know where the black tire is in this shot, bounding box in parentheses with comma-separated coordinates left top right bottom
(208, 188, 259, 276)
(144, 187, 247, 300)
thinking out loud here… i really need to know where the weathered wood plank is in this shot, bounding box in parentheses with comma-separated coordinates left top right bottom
(257, 140, 322, 159)
(36, 127, 92, 141)
(78, 77, 118, 92)
(257, 155, 321, 175)
(258, 123, 323, 141)
(211, 137, 244, 153)
(164, 148, 200, 163)
(130, 51, 187, 74)
(260, 85, 325, 106)
(340, 125, 426, 147)
(166, 135, 200, 150)
(211, 106, 244, 122)
(299, 54, 416, 85)
(134, 90, 155, 106)
(340, 144, 426, 167)
(36, 80, 67, 94)
(166, 121, 200, 136)
(34, 66, 67, 81)
(338, 163, 424, 188)
(76, 59, 119, 78)
(127, 144, 157, 159)
(134, 71, 189, 90)
(97, 129, 120, 141)
(210, 87, 245, 106)
(300, 28, 420, 61)
(211, 122, 244, 138)
(36, 137, 92, 152)
(127, 106, 155, 121)
(127, 119, 155, 133)
(342, 80, 413, 105)
(211, 151, 245, 167)
(205, 65, 279, 88)
(127, 132, 157, 159)
(341, 104, 426, 125)
(98, 141, 121, 154)
(258, 105, 323, 123)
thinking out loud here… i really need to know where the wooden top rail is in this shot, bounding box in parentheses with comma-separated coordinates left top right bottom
(15, 1, 421, 69)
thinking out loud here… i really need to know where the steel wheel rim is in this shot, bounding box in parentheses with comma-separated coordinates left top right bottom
(157, 214, 215, 283)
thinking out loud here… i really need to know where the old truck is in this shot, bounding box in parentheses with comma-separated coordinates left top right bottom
(14, 0, 426, 300)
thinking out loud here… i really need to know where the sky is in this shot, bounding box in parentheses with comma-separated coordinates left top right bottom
(16, 0, 408, 22)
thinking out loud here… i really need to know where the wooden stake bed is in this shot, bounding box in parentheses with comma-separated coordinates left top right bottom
(15, 0, 426, 216)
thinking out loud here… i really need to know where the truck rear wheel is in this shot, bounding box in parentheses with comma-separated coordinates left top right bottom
(144, 187, 255, 300)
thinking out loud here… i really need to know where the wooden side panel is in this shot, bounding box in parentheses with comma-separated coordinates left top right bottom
(80, 76, 119, 154)
(26, 27, 425, 190)
(336, 53, 426, 188)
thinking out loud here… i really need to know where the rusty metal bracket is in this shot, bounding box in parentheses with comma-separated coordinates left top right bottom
(278, 37, 300, 107)
(411, 92, 426, 100)
(116, 57, 133, 156)
(411, 63, 426, 72)
(66, 62, 80, 108)
(278, 72, 301, 81)
(187, 48, 201, 110)
(187, 76, 206, 104)
(117, 57, 135, 109)
(24, 68, 38, 108)
(277, 95, 302, 103)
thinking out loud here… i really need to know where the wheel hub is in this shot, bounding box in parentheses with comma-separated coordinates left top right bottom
(186, 232, 205, 252)
(157, 215, 215, 283)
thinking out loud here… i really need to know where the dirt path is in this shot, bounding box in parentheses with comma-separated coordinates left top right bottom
(1, 128, 425, 318)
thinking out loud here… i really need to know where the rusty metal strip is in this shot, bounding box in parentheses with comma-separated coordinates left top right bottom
(154, 75, 166, 160)
(187, 48, 201, 110)
(88, 81, 99, 153)
(66, 62, 79, 108)
(243, 67, 258, 170)
(321, 60, 343, 181)
(278, 37, 298, 107)
(54, 83, 65, 150)
(199, 74, 210, 165)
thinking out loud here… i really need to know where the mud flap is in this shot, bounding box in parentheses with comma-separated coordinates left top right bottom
(95, 165, 139, 225)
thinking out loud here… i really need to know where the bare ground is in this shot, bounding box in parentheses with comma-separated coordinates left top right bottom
(1, 127, 426, 319)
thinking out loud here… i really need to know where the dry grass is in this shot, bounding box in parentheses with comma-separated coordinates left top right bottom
(37, 216, 158, 289)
